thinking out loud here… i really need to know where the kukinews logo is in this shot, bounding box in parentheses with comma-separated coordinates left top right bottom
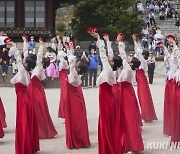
(146, 141, 180, 150)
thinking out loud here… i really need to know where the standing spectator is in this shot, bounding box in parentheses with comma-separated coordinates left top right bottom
(0, 31, 8, 58)
(149, 11, 156, 25)
(147, 52, 156, 84)
(50, 36, 58, 54)
(63, 31, 70, 45)
(0, 47, 10, 76)
(74, 46, 89, 88)
(88, 41, 97, 51)
(69, 32, 74, 41)
(88, 48, 99, 87)
(45, 47, 59, 79)
(28, 36, 36, 54)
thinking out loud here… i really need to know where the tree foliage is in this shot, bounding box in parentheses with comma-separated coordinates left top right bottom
(71, 0, 142, 41)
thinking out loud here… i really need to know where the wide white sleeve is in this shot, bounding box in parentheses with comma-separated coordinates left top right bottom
(67, 51, 81, 87)
(106, 41, 114, 58)
(97, 39, 112, 74)
(23, 42, 29, 58)
(134, 43, 148, 71)
(9, 46, 30, 85)
(118, 42, 127, 65)
(36, 45, 44, 65)
(57, 50, 69, 71)
(96, 39, 116, 85)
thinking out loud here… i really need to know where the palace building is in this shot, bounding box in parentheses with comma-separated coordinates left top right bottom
(0, 0, 60, 40)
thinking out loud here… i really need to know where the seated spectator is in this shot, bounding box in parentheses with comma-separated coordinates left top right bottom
(137, 2, 144, 14)
(154, 4, 160, 13)
(175, 17, 180, 28)
(159, 11, 165, 20)
(149, 3, 155, 12)
(142, 36, 149, 49)
(156, 27, 162, 34)
(144, 17, 150, 28)
(45, 47, 59, 79)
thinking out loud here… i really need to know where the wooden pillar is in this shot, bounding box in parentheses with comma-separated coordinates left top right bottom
(15, 0, 24, 27)
(45, 0, 56, 36)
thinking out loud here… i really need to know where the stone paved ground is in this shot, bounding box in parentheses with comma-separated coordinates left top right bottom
(0, 75, 180, 154)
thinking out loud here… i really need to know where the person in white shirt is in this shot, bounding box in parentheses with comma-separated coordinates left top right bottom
(149, 11, 156, 25)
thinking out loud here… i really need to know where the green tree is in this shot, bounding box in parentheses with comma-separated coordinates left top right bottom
(71, 0, 142, 41)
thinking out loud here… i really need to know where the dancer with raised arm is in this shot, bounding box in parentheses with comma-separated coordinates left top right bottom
(89, 28, 123, 154)
(4, 38, 39, 154)
(65, 41, 90, 149)
(57, 35, 69, 118)
(105, 33, 144, 153)
(28, 37, 58, 139)
(132, 34, 157, 122)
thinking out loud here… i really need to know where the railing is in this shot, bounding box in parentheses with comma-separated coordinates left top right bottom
(0, 27, 51, 37)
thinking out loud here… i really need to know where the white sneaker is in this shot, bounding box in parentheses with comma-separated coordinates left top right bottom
(2, 72, 6, 76)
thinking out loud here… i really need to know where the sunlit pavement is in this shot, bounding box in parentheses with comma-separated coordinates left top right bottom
(0, 75, 179, 154)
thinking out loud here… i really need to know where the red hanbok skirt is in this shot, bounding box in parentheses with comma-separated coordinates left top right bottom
(65, 82, 90, 149)
(0, 97, 7, 128)
(0, 121, 4, 138)
(136, 69, 157, 121)
(117, 82, 144, 152)
(28, 76, 57, 139)
(163, 79, 175, 136)
(171, 82, 180, 144)
(58, 69, 68, 118)
(15, 83, 39, 154)
(99, 83, 122, 154)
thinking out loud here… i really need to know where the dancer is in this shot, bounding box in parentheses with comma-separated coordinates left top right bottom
(171, 43, 180, 144)
(0, 121, 4, 138)
(0, 97, 7, 128)
(132, 34, 157, 122)
(57, 36, 69, 118)
(5, 38, 39, 154)
(89, 29, 123, 154)
(105, 33, 144, 153)
(160, 35, 179, 136)
(28, 37, 58, 139)
(65, 41, 90, 149)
